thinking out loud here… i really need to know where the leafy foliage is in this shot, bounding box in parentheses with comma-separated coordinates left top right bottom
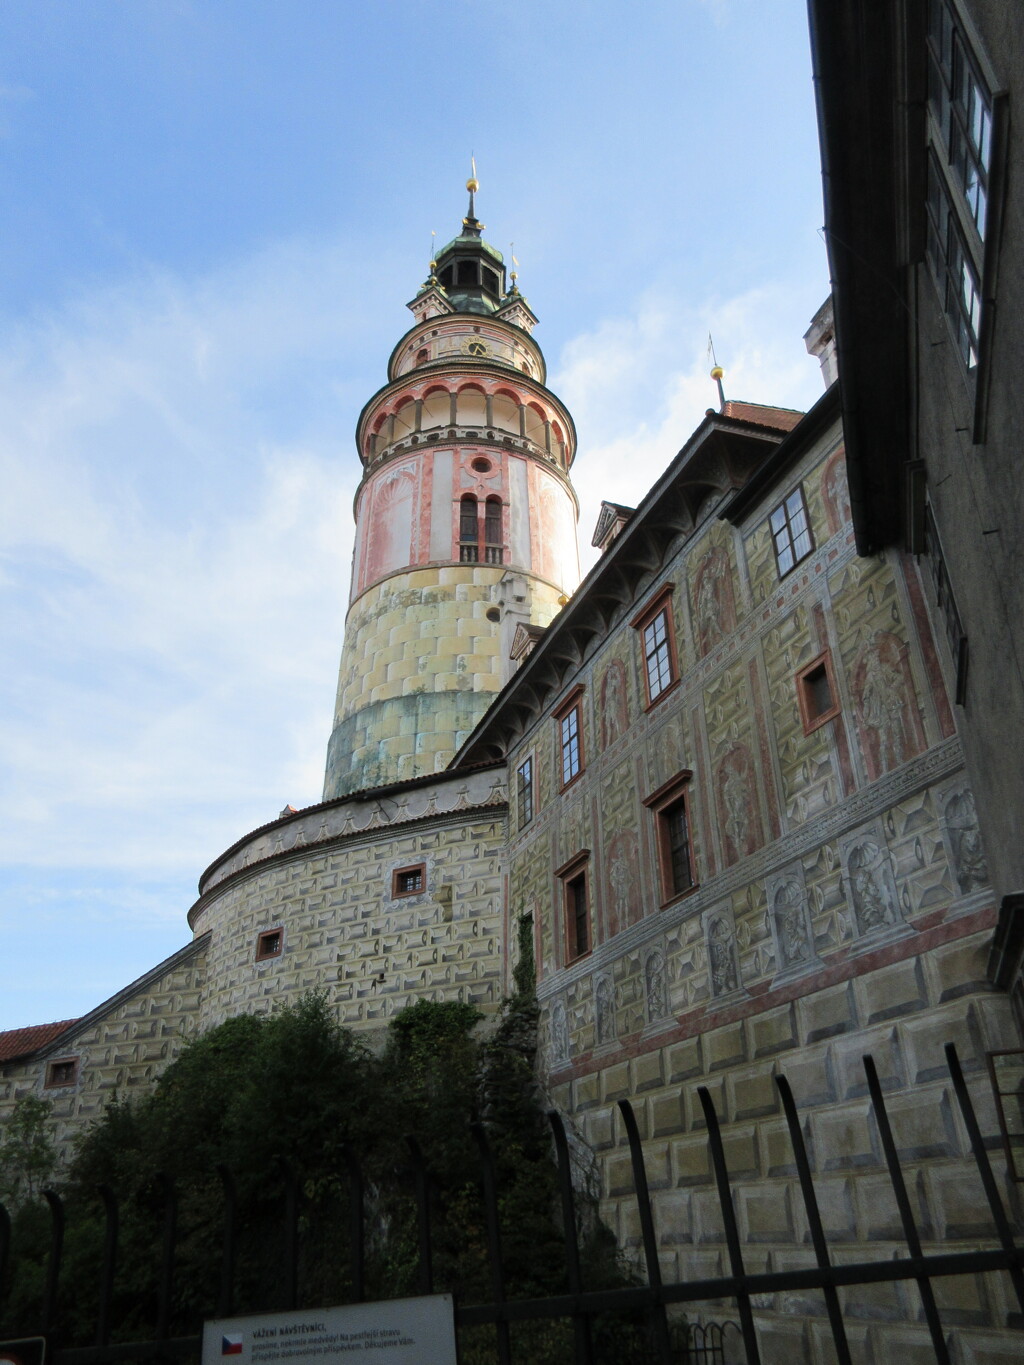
(0, 991, 661, 1360)
(0, 1095, 55, 1206)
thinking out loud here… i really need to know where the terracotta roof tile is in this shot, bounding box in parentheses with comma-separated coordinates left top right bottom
(0, 1019, 80, 1063)
(721, 400, 804, 431)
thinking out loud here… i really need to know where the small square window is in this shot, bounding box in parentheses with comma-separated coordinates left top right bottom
(644, 773, 698, 907)
(517, 756, 534, 828)
(555, 851, 591, 963)
(553, 686, 585, 791)
(45, 1057, 79, 1088)
(770, 487, 814, 577)
(392, 863, 426, 897)
(796, 650, 841, 734)
(631, 585, 679, 708)
(256, 928, 283, 961)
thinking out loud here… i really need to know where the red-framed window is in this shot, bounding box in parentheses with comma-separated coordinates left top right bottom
(795, 649, 841, 735)
(631, 584, 679, 708)
(643, 772, 697, 907)
(255, 927, 284, 962)
(553, 686, 585, 791)
(392, 863, 426, 897)
(555, 850, 591, 963)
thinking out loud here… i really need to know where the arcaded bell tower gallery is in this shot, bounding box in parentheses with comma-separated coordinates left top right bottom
(323, 179, 581, 798)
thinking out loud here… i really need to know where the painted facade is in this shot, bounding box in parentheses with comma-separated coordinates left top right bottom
(3, 190, 1023, 1359)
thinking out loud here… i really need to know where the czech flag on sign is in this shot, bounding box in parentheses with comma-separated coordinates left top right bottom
(221, 1334, 244, 1355)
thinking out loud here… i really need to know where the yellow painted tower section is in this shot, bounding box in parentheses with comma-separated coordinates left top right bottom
(324, 195, 581, 798)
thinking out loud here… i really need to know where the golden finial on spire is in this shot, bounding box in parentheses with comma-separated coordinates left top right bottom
(467, 154, 479, 194)
(707, 333, 726, 409)
(429, 229, 437, 272)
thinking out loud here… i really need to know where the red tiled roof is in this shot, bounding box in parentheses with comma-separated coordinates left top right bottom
(0, 1019, 80, 1063)
(721, 400, 804, 431)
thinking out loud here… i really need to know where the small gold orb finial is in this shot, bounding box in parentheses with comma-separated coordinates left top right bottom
(466, 176, 479, 193)
(710, 365, 724, 381)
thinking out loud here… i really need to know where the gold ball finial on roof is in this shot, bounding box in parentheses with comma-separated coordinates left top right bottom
(710, 365, 724, 381)
(466, 175, 479, 193)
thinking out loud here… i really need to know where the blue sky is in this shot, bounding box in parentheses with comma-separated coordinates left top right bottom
(0, 0, 831, 1031)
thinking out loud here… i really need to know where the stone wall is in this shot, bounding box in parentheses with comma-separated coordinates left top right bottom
(503, 410, 1024, 1357)
(0, 938, 207, 1164)
(191, 770, 509, 1034)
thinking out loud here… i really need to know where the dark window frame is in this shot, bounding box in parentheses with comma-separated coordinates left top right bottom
(631, 584, 680, 709)
(769, 486, 814, 578)
(255, 927, 284, 962)
(795, 649, 842, 735)
(459, 494, 480, 563)
(987, 1050, 1024, 1182)
(555, 849, 592, 963)
(925, 0, 1008, 433)
(392, 863, 427, 898)
(925, 501, 969, 705)
(516, 754, 535, 829)
(553, 686, 585, 792)
(643, 772, 698, 907)
(44, 1057, 79, 1089)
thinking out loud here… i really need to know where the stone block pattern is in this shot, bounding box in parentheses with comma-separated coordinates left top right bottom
(0, 942, 208, 1164)
(508, 420, 1022, 1357)
(325, 566, 564, 795)
(192, 807, 507, 1033)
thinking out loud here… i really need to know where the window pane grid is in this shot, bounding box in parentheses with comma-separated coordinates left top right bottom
(770, 488, 813, 577)
(643, 610, 673, 699)
(517, 758, 533, 827)
(560, 708, 581, 785)
(665, 801, 692, 896)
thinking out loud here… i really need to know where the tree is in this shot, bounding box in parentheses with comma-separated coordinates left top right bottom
(0, 1095, 55, 1206)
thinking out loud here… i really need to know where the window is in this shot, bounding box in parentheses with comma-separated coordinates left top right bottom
(553, 686, 585, 790)
(925, 0, 1001, 378)
(769, 487, 814, 576)
(556, 851, 591, 962)
(459, 494, 479, 562)
(631, 585, 678, 707)
(925, 502, 969, 704)
(45, 1057, 79, 1088)
(393, 863, 426, 897)
(796, 650, 841, 734)
(484, 497, 503, 564)
(255, 928, 283, 961)
(516, 756, 534, 828)
(644, 773, 697, 906)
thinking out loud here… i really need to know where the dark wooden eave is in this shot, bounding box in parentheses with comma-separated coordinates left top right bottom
(807, 0, 921, 553)
(452, 411, 796, 766)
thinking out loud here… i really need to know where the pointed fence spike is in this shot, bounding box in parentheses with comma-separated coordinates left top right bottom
(863, 1053, 950, 1364)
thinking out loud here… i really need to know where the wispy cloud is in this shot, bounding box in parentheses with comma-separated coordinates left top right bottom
(552, 280, 829, 567)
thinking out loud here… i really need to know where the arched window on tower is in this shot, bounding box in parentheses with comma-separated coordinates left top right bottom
(459, 495, 480, 562)
(484, 497, 503, 564)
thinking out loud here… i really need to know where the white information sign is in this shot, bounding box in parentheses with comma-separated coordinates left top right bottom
(201, 1295, 457, 1365)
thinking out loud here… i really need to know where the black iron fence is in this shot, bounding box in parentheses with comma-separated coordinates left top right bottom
(2, 1043, 1023, 1364)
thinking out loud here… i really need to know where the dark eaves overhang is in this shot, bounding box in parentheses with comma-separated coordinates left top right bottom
(807, 0, 917, 553)
(452, 412, 797, 767)
(719, 382, 841, 525)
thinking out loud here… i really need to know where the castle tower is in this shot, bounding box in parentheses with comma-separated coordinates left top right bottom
(324, 182, 581, 797)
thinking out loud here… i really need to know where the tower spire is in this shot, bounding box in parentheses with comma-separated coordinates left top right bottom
(464, 156, 482, 236)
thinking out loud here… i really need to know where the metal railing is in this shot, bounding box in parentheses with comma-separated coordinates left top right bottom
(2, 1043, 1023, 1363)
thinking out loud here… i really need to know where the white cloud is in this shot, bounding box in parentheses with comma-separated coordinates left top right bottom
(552, 280, 830, 569)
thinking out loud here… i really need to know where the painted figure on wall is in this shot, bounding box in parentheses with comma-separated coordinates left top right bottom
(944, 789, 990, 893)
(365, 465, 416, 586)
(852, 630, 926, 779)
(773, 880, 811, 967)
(847, 840, 899, 934)
(595, 975, 616, 1045)
(821, 448, 852, 536)
(645, 949, 667, 1022)
(598, 659, 629, 750)
(693, 545, 737, 656)
(606, 829, 640, 937)
(716, 743, 763, 865)
(708, 914, 739, 995)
